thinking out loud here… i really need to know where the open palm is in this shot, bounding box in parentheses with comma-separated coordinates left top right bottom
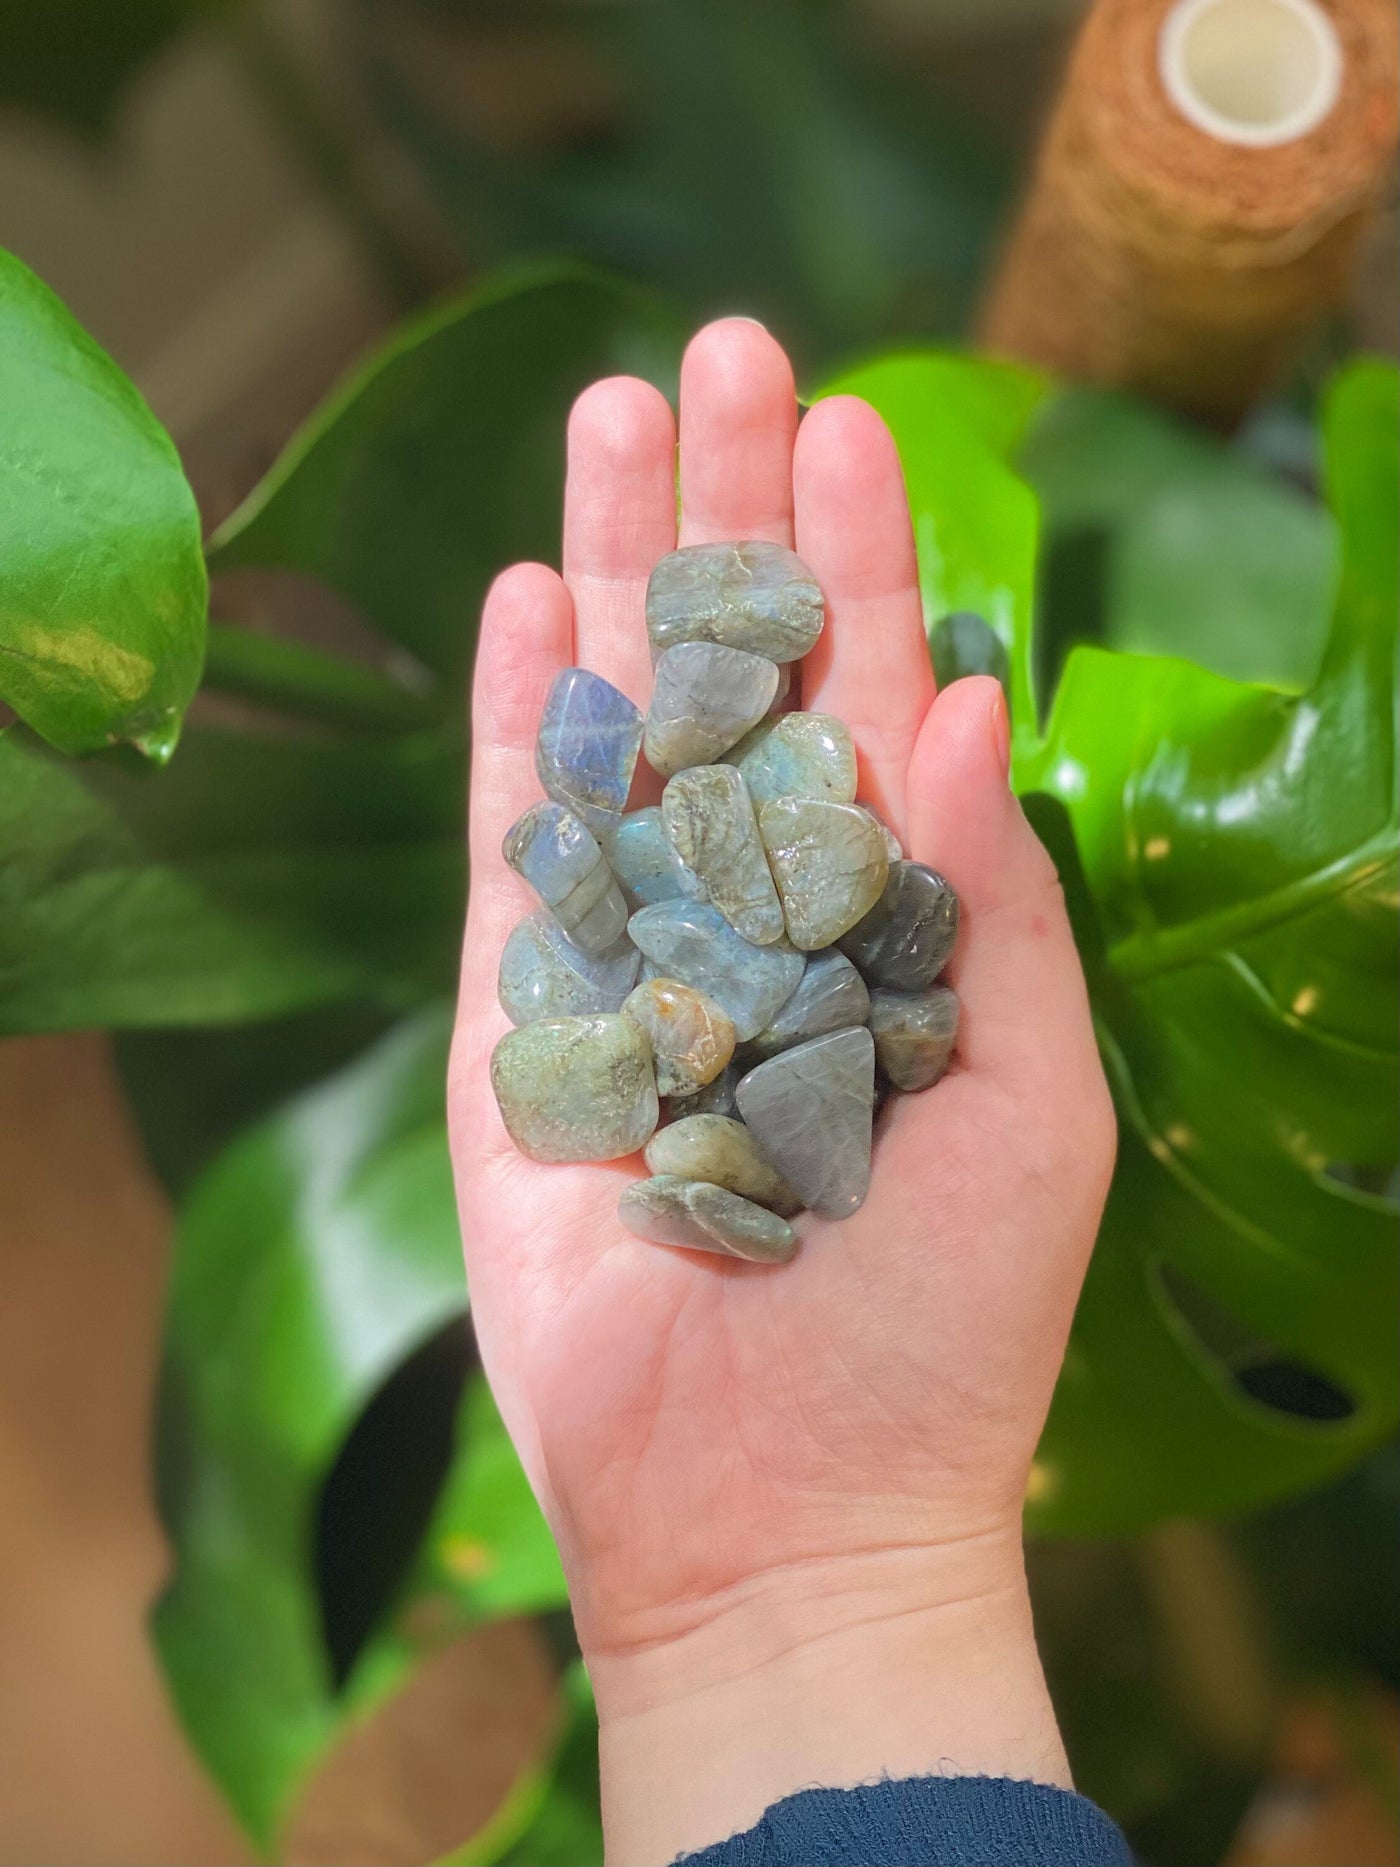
(448, 319, 1115, 1666)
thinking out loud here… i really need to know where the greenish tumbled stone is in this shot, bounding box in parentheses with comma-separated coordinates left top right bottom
(644, 642, 778, 777)
(503, 801, 629, 954)
(622, 977, 736, 1098)
(747, 948, 869, 1059)
(490, 1015, 657, 1162)
(839, 862, 959, 992)
(498, 910, 639, 1026)
(627, 902, 803, 1041)
(663, 764, 785, 945)
(869, 984, 959, 1091)
(605, 807, 701, 912)
(645, 541, 824, 663)
(757, 797, 889, 950)
(645, 1114, 801, 1216)
(618, 1176, 798, 1264)
(726, 711, 856, 806)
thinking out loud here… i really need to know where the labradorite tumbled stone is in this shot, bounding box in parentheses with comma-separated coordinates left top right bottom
(727, 711, 856, 806)
(622, 977, 736, 1098)
(839, 861, 959, 991)
(747, 948, 870, 1060)
(735, 1026, 875, 1219)
(869, 984, 959, 1091)
(605, 807, 701, 912)
(535, 667, 643, 840)
(757, 797, 889, 950)
(627, 901, 803, 1041)
(675, 1058, 742, 1117)
(644, 1115, 802, 1216)
(490, 1015, 657, 1163)
(498, 910, 639, 1026)
(644, 642, 778, 777)
(645, 542, 824, 664)
(503, 801, 629, 954)
(663, 764, 784, 946)
(618, 1176, 798, 1264)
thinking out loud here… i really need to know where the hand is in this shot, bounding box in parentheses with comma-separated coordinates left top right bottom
(449, 319, 1116, 1864)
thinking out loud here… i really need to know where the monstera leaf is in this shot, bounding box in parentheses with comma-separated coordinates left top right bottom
(153, 1007, 567, 1848)
(0, 249, 206, 759)
(819, 354, 1398, 1531)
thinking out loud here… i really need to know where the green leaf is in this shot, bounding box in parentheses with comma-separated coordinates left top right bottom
(0, 725, 463, 1033)
(826, 350, 1398, 1529)
(154, 1008, 567, 1847)
(1018, 385, 1338, 695)
(210, 265, 680, 686)
(0, 248, 206, 759)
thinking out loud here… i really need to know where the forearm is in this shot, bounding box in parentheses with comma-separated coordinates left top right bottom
(587, 1532, 1071, 1867)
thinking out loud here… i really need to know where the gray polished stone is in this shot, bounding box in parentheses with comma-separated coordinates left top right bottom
(498, 910, 639, 1026)
(839, 862, 959, 991)
(605, 807, 701, 912)
(726, 710, 856, 806)
(490, 1015, 657, 1162)
(628, 901, 803, 1042)
(757, 798, 889, 950)
(644, 642, 778, 777)
(644, 1114, 802, 1216)
(618, 1176, 798, 1264)
(535, 666, 643, 839)
(645, 541, 824, 663)
(622, 977, 736, 1098)
(675, 1059, 742, 1117)
(502, 801, 628, 953)
(735, 1026, 875, 1219)
(869, 985, 959, 1091)
(663, 765, 784, 945)
(747, 948, 870, 1059)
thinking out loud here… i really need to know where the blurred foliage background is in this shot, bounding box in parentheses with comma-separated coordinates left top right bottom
(0, 3, 1396, 1865)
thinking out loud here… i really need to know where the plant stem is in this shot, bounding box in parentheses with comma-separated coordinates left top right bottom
(203, 623, 440, 734)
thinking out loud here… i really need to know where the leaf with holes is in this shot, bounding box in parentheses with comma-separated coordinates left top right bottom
(153, 1007, 567, 1848)
(820, 353, 1398, 1529)
(0, 248, 206, 759)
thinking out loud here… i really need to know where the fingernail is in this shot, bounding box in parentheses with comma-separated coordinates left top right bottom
(990, 687, 1011, 778)
(730, 315, 769, 331)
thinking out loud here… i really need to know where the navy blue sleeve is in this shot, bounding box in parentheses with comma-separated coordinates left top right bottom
(669, 1774, 1133, 1866)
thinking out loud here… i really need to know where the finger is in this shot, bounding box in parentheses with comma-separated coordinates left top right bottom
(905, 676, 1102, 1101)
(460, 562, 575, 1019)
(563, 376, 677, 710)
(795, 395, 934, 841)
(677, 319, 798, 547)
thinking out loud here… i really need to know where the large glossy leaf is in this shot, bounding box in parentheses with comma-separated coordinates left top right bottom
(209, 265, 680, 686)
(819, 353, 1398, 1529)
(0, 249, 206, 758)
(154, 1007, 567, 1847)
(0, 725, 463, 1033)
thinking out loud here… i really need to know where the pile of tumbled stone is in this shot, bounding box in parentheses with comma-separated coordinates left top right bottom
(490, 541, 960, 1265)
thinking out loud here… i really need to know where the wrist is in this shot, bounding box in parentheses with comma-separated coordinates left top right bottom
(585, 1530, 1070, 1867)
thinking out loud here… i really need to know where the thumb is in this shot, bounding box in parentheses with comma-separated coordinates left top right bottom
(905, 677, 1103, 1107)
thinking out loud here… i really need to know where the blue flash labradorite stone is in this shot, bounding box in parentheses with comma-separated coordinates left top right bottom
(535, 667, 643, 840)
(490, 1014, 657, 1162)
(644, 1114, 802, 1216)
(644, 642, 779, 776)
(627, 900, 803, 1042)
(757, 797, 889, 950)
(662, 764, 785, 945)
(502, 800, 629, 953)
(498, 911, 639, 1026)
(605, 806, 702, 912)
(735, 1026, 875, 1219)
(726, 711, 857, 806)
